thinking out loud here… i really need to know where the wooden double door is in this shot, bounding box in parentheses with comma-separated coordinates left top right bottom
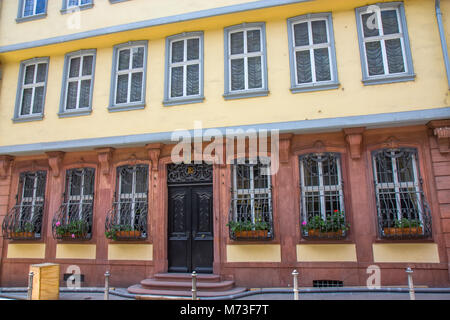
(167, 181, 214, 274)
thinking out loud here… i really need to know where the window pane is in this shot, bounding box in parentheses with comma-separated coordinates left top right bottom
(362, 13, 380, 38)
(135, 166, 148, 194)
(302, 157, 319, 187)
(24, 65, 35, 85)
(32, 86, 44, 114)
(170, 66, 184, 97)
(82, 55, 93, 76)
(79, 80, 91, 108)
(294, 22, 309, 46)
(83, 169, 95, 196)
(385, 38, 405, 74)
(132, 47, 144, 69)
(247, 30, 261, 53)
(130, 72, 143, 102)
(230, 32, 244, 55)
(375, 153, 394, 183)
(171, 41, 184, 63)
(119, 167, 133, 194)
(314, 48, 331, 81)
(23, 0, 35, 16)
(247, 56, 262, 89)
(322, 156, 339, 186)
(21, 88, 33, 115)
(69, 57, 81, 78)
(296, 50, 312, 84)
(365, 41, 385, 76)
(186, 64, 200, 96)
(231, 58, 245, 91)
(396, 154, 414, 183)
(187, 38, 200, 61)
(36, 0, 46, 14)
(66, 81, 78, 110)
(36, 63, 47, 83)
(381, 10, 399, 35)
(69, 172, 82, 196)
(116, 74, 129, 104)
(118, 49, 130, 71)
(312, 20, 328, 44)
(23, 175, 35, 198)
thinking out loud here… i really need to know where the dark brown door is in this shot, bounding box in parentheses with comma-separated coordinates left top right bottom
(168, 184, 214, 273)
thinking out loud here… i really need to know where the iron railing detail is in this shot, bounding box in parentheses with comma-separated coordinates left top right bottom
(167, 162, 213, 184)
(373, 148, 432, 239)
(299, 153, 348, 240)
(1, 171, 47, 240)
(52, 168, 95, 240)
(105, 164, 149, 241)
(228, 159, 274, 240)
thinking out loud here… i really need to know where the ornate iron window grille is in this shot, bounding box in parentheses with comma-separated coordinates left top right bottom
(228, 158, 274, 240)
(299, 153, 348, 239)
(105, 165, 149, 241)
(372, 148, 432, 239)
(2, 171, 47, 240)
(167, 162, 213, 185)
(52, 168, 95, 240)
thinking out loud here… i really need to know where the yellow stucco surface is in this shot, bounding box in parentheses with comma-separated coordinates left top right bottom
(296, 244, 357, 262)
(372, 243, 440, 263)
(55, 244, 96, 260)
(226, 244, 281, 262)
(0, 0, 448, 149)
(108, 244, 153, 261)
(6, 243, 46, 259)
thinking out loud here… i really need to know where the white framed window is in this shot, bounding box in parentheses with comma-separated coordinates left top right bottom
(287, 13, 339, 93)
(164, 32, 204, 106)
(229, 158, 273, 239)
(20, 0, 47, 17)
(67, 0, 92, 8)
(109, 41, 148, 112)
(14, 57, 49, 122)
(372, 148, 431, 238)
(355, 2, 415, 85)
(66, 168, 95, 221)
(61, 0, 93, 14)
(60, 50, 96, 117)
(224, 23, 269, 99)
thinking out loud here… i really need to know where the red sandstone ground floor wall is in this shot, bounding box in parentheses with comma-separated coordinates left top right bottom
(0, 122, 449, 289)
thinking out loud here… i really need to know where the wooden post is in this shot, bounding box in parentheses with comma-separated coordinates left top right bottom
(191, 271, 198, 300)
(292, 270, 299, 300)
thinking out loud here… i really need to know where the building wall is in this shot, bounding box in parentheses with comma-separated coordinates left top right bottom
(0, 0, 448, 149)
(1, 125, 449, 288)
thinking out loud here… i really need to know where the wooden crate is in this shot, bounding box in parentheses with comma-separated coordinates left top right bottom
(30, 263, 60, 300)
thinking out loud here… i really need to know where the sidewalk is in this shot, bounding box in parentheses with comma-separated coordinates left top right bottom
(1, 287, 450, 300)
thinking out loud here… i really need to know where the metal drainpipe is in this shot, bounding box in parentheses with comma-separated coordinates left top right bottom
(436, 0, 450, 89)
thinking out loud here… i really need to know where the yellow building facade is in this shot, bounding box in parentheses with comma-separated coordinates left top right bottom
(0, 0, 449, 292)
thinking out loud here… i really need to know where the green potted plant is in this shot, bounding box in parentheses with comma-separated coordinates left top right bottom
(227, 219, 270, 239)
(386, 218, 423, 236)
(303, 211, 349, 237)
(12, 222, 35, 239)
(55, 220, 89, 239)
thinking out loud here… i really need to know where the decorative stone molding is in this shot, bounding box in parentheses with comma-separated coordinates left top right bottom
(46, 152, 65, 177)
(146, 143, 163, 171)
(383, 136, 400, 149)
(96, 147, 115, 175)
(279, 134, 293, 164)
(0, 155, 14, 179)
(343, 127, 365, 159)
(428, 120, 450, 154)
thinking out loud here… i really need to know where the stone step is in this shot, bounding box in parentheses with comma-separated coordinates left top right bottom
(140, 278, 235, 291)
(128, 284, 247, 298)
(153, 273, 221, 283)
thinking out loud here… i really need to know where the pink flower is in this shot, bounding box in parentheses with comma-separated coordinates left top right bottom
(71, 234, 75, 239)
(55, 221, 61, 227)
(302, 221, 307, 226)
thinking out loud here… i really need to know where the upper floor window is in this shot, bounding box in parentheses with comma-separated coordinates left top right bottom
(228, 159, 273, 240)
(109, 41, 148, 112)
(17, 0, 47, 22)
(355, 3, 415, 85)
(164, 32, 204, 106)
(2, 171, 47, 240)
(372, 148, 432, 239)
(299, 153, 348, 239)
(14, 58, 49, 123)
(61, 0, 94, 14)
(59, 50, 96, 117)
(287, 13, 339, 93)
(224, 23, 269, 100)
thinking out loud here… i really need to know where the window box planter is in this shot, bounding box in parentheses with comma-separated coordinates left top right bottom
(383, 227, 423, 236)
(11, 231, 36, 239)
(234, 230, 269, 239)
